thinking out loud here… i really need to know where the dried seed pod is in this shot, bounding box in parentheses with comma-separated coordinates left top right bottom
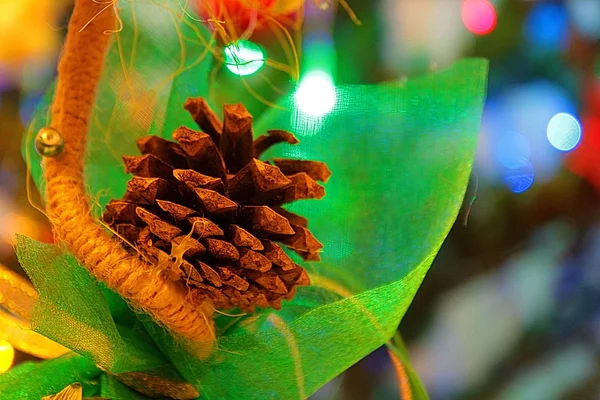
(104, 98, 330, 311)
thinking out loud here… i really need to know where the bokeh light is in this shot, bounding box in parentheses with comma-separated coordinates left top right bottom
(295, 71, 336, 117)
(461, 0, 497, 36)
(223, 40, 265, 76)
(495, 131, 531, 169)
(566, 115, 600, 189)
(381, 0, 470, 75)
(0, 340, 14, 373)
(0, 211, 42, 244)
(504, 161, 535, 193)
(524, 3, 569, 49)
(547, 113, 581, 152)
(0, 0, 61, 68)
(476, 80, 576, 191)
(567, 0, 600, 39)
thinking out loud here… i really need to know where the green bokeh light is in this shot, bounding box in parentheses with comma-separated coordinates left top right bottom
(224, 40, 266, 76)
(295, 71, 336, 117)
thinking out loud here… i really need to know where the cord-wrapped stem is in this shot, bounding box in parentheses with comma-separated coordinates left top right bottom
(42, 0, 214, 350)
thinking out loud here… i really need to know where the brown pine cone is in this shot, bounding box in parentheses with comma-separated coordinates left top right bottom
(102, 98, 331, 312)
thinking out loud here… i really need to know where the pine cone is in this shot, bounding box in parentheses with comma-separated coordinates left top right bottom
(103, 98, 331, 312)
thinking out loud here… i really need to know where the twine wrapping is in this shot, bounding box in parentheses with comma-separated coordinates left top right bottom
(42, 0, 215, 350)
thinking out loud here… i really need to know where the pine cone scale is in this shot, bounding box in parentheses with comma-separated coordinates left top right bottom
(220, 103, 254, 173)
(238, 249, 272, 272)
(173, 126, 227, 179)
(253, 129, 299, 157)
(227, 225, 264, 251)
(136, 136, 188, 169)
(184, 98, 223, 144)
(124, 177, 169, 205)
(156, 200, 197, 221)
(173, 169, 225, 193)
(240, 206, 295, 237)
(104, 201, 141, 225)
(273, 159, 332, 183)
(136, 208, 182, 241)
(123, 154, 175, 182)
(194, 188, 238, 217)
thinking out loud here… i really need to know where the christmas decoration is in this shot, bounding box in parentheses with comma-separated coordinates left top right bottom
(1, 0, 488, 398)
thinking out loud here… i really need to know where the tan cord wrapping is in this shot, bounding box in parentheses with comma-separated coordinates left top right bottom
(42, 0, 215, 348)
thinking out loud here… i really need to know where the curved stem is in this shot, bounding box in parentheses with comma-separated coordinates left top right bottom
(43, 0, 214, 348)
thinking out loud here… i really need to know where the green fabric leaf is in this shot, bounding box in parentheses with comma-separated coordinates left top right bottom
(100, 375, 150, 400)
(142, 60, 487, 400)
(178, 59, 485, 398)
(0, 354, 100, 399)
(144, 259, 433, 399)
(19, 0, 488, 398)
(14, 235, 169, 374)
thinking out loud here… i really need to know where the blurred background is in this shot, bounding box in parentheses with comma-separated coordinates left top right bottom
(1, 0, 600, 399)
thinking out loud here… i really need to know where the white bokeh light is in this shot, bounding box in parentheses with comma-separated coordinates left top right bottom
(294, 71, 336, 117)
(547, 112, 582, 152)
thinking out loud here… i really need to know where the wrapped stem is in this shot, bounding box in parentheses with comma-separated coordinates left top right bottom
(42, 0, 214, 349)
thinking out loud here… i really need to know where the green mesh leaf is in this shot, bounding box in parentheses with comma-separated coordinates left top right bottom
(144, 259, 434, 399)
(20, 1, 487, 398)
(100, 374, 150, 400)
(24, 60, 486, 398)
(143, 61, 487, 400)
(0, 354, 100, 399)
(14, 235, 169, 374)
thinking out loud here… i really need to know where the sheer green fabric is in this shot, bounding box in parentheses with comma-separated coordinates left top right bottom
(0, 354, 100, 399)
(15, 1, 488, 398)
(13, 236, 170, 375)
(100, 375, 150, 400)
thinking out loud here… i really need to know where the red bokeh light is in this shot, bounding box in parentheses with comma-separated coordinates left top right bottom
(566, 114, 600, 191)
(583, 78, 600, 116)
(461, 0, 497, 36)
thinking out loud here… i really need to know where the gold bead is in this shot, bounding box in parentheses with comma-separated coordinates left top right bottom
(35, 127, 64, 157)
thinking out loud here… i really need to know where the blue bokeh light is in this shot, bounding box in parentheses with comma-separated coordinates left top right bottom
(476, 80, 576, 190)
(547, 113, 582, 152)
(524, 3, 569, 49)
(504, 162, 535, 193)
(495, 131, 531, 169)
